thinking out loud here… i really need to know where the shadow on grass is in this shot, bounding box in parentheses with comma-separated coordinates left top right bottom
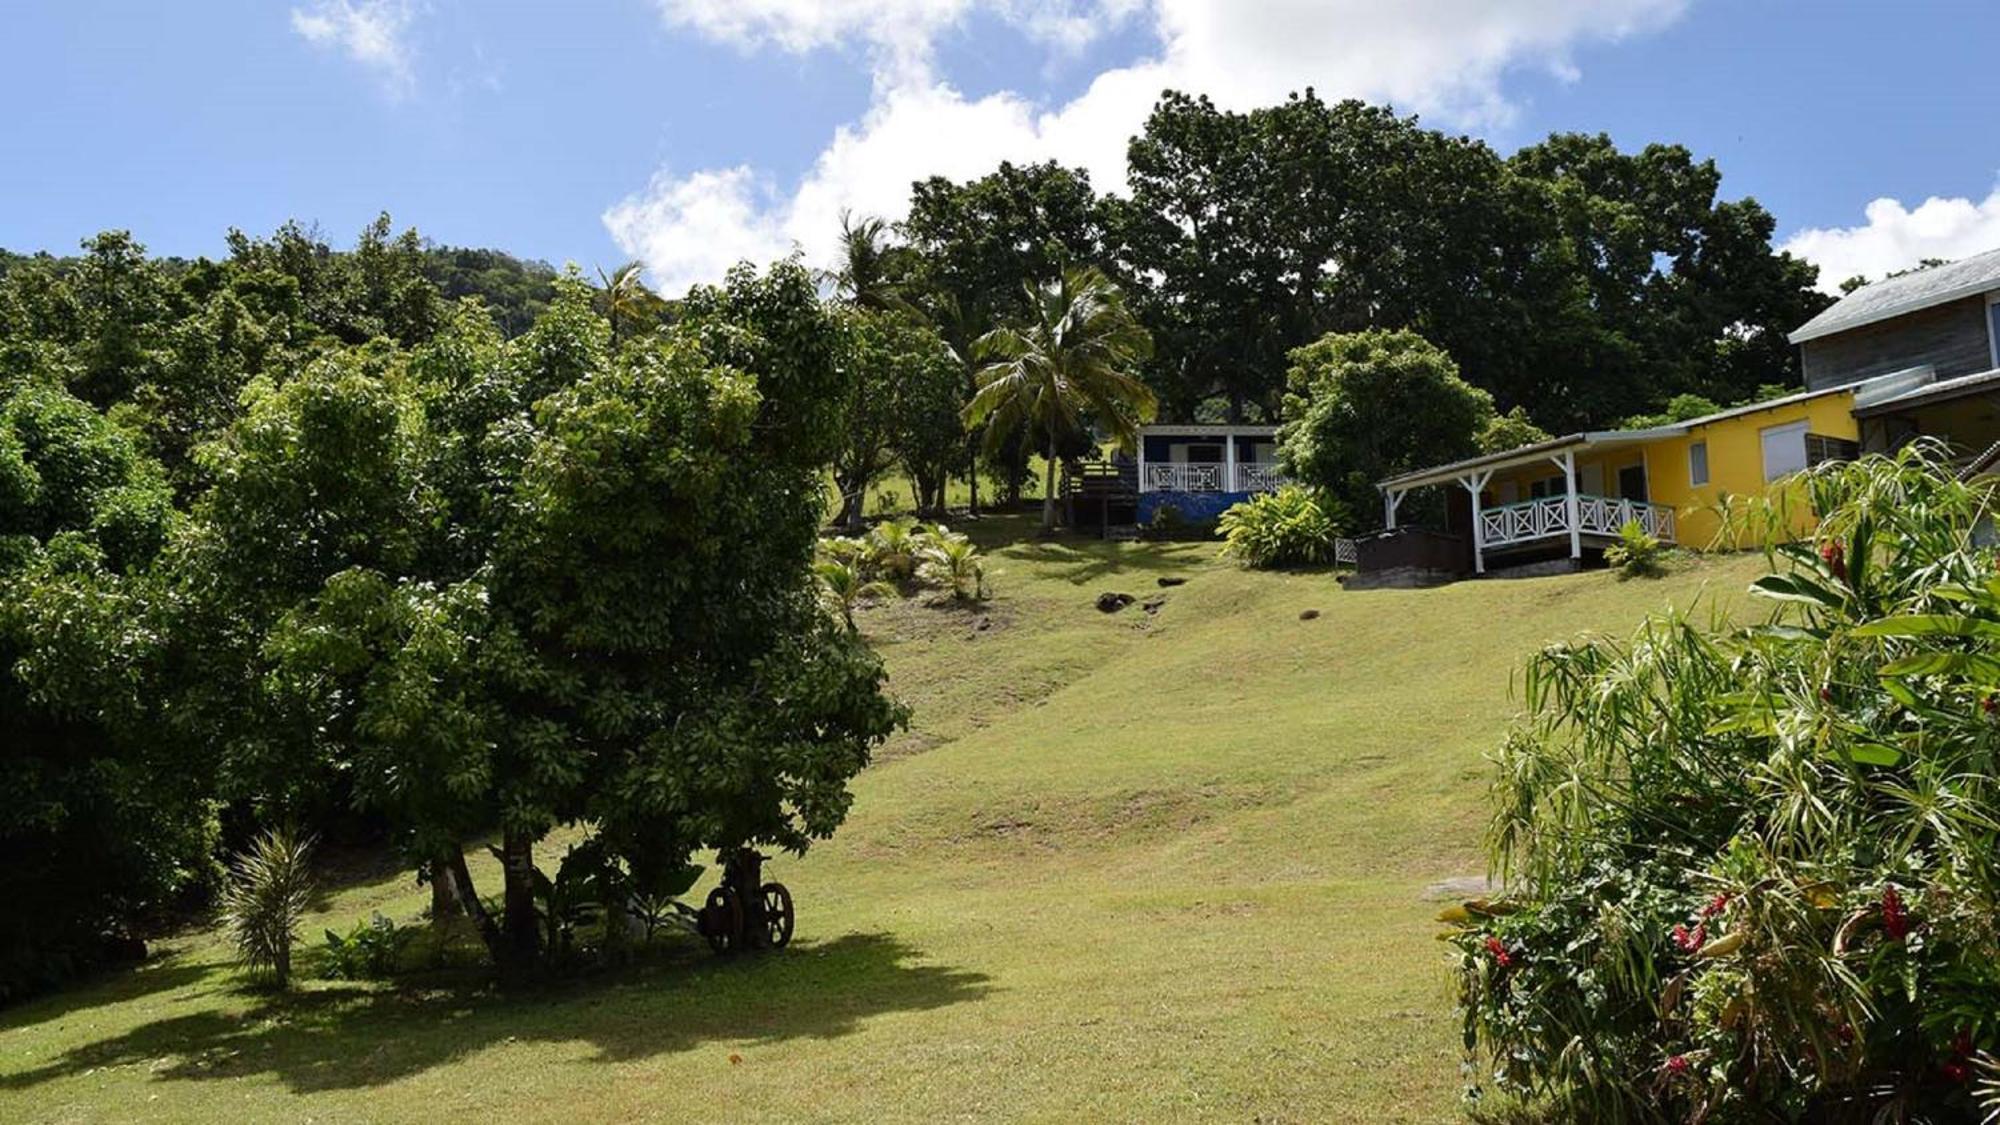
(0, 953, 214, 1038)
(1004, 538, 1211, 586)
(0, 932, 990, 1094)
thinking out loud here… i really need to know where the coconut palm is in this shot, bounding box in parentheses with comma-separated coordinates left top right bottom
(866, 517, 922, 581)
(813, 558, 895, 630)
(828, 212, 913, 313)
(966, 265, 1156, 532)
(918, 531, 986, 601)
(595, 261, 668, 347)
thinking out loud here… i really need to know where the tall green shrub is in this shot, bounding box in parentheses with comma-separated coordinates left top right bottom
(1449, 444, 2000, 1121)
(221, 827, 316, 989)
(1217, 486, 1348, 569)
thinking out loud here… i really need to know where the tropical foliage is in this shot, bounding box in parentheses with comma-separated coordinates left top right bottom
(220, 827, 316, 989)
(1448, 445, 2000, 1121)
(1278, 328, 1494, 527)
(966, 265, 1156, 531)
(1217, 485, 1349, 569)
(1604, 518, 1670, 579)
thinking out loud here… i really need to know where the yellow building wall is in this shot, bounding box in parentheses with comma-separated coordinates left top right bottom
(1645, 391, 1858, 548)
(1477, 391, 1860, 549)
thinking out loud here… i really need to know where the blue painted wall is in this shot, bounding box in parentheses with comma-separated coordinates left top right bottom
(1140, 490, 1254, 523)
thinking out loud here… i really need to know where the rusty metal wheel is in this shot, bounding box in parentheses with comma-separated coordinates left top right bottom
(702, 885, 743, 954)
(760, 882, 794, 949)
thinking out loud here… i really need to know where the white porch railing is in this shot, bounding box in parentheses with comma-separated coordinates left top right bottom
(1141, 462, 1286, 493)
(1478, 494, 1676, 548)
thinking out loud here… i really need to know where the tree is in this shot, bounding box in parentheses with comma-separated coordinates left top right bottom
(1476, 405, 1552, 454)
(828, 310, 955, 529)
(967, 266, 1156, 532)
(594, 261, 669, 348)
(182, 263, 904, 975)
(0, 377, 213, 1001)
(1278, 329, 1493, 526)
(828, 212, 916, 313)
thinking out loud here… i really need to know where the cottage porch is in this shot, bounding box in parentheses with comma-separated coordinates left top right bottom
(1377, 434, 1680, 575)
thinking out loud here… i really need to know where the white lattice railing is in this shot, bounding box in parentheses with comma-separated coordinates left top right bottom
(1334, 537, 1357, 566)
(1477, 494, 1675, 547)
(1141, 462, 1286, 493)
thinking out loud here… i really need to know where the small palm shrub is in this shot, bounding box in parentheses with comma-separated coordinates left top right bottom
(918, 529, 987, 601)
(813, 558, 894, 629)
(1447, 444, 2000, 1121)
(866, 517, 922, 581)
(220, 827, 316, 989)
(1602, 517, 1667, 578)
(1217, 486, 1346, 568)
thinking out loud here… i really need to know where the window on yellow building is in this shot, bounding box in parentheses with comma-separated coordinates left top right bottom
(1689, 440, 1709, 487)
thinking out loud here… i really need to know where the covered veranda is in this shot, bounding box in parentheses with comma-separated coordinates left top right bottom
(1375, 432, 1679, 575)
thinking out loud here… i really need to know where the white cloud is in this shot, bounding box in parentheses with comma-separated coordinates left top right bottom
(1781, 188, 2000, 293)
(291, 0, 419, 98)
(611, 0, 1690, 295)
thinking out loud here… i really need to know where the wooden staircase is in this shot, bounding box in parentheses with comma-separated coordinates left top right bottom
(1061, 461, 1140, 539)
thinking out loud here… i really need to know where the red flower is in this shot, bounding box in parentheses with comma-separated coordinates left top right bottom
(1672, 923, 1707, 953)
(1819, 685, 1835, 704)
(1881, 885, 1909, 941)
(1666, 1054, 1689, 1075)
(1820, 540, 1847, 582)
(1943, 1061, 1969, 1084)
(1983, 695, 1998, 717)
(1701, 892, 1730, 919)
(1484, 935, 1513, 969)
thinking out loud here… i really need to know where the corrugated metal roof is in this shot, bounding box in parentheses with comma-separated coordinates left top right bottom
(1789, 246, 2000, 344)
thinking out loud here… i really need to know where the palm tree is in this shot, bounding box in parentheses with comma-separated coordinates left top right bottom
(828, 211, 913, 313)
(595, 261, 668, 348)
(917, 530, 986, 601)
(965, 265, 1156, 533)
(813, 558, 894, 631)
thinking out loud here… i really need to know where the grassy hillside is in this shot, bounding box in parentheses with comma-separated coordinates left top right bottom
(0, 522, 1765, 1123)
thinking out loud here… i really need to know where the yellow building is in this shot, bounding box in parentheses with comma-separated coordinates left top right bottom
(1371, 369, 1930, 575)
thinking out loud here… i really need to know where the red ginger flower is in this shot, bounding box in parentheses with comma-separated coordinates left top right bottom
(1701, 892, 1730, 919)
(1666, 1054, 1689, 1075)
(1483, 935, 1513, 969)
(1881, 885, 1909, 941)
(1672, 923, 1706, 953)
(1820, 540, 1847, 581)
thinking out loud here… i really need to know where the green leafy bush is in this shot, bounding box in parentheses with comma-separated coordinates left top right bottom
(917, 527, 987, 601)
(1603, 518, 1668, 579)
(318, 914, 411, 980)
(1447, 445, 2000, 1121)
(221, 827, 316, 989)
(1217, 486, 1346, 569)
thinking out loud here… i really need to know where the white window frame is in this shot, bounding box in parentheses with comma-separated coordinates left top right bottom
(1688, 440, 1709, 487)
(1760, 420, 1809, 482)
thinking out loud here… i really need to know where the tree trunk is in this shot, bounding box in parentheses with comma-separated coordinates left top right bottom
(429, 853, 462, 928)
(1041, 429, 1059, 532)
(498, 830, 540, 975)
(447, 848, 504, 961)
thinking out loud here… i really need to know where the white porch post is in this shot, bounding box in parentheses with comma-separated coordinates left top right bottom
(1136, 435, 1147, 495)
(1383, 488, 1405, 530)
(1561, 451, 1581, 559)
(1225, 432, 1238, 492)
(1462, 470, 1494, 574)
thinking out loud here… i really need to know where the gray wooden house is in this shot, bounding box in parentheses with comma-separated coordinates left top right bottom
(1789, 248, 2000, 455)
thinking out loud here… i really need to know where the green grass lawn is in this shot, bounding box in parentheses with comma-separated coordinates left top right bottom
(0, 524, 1764, 1123)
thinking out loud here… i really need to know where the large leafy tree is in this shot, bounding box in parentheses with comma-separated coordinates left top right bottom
(967, 266, 1156, 532)
(180, 263, 903, 974)
(0, 376, 212, 1000)
(1277, 328, 1493, 527)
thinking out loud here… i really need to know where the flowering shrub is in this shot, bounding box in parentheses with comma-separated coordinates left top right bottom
(1447, 444, 2000, 1121)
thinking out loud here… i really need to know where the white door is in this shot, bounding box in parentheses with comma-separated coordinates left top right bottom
(1761, 421, 1809, 481)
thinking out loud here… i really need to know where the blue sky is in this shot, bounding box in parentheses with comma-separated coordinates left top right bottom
(4, 1, 1997, 293)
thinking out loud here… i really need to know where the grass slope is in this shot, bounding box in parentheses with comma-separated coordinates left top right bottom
(0, 524, 1763, 1123)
